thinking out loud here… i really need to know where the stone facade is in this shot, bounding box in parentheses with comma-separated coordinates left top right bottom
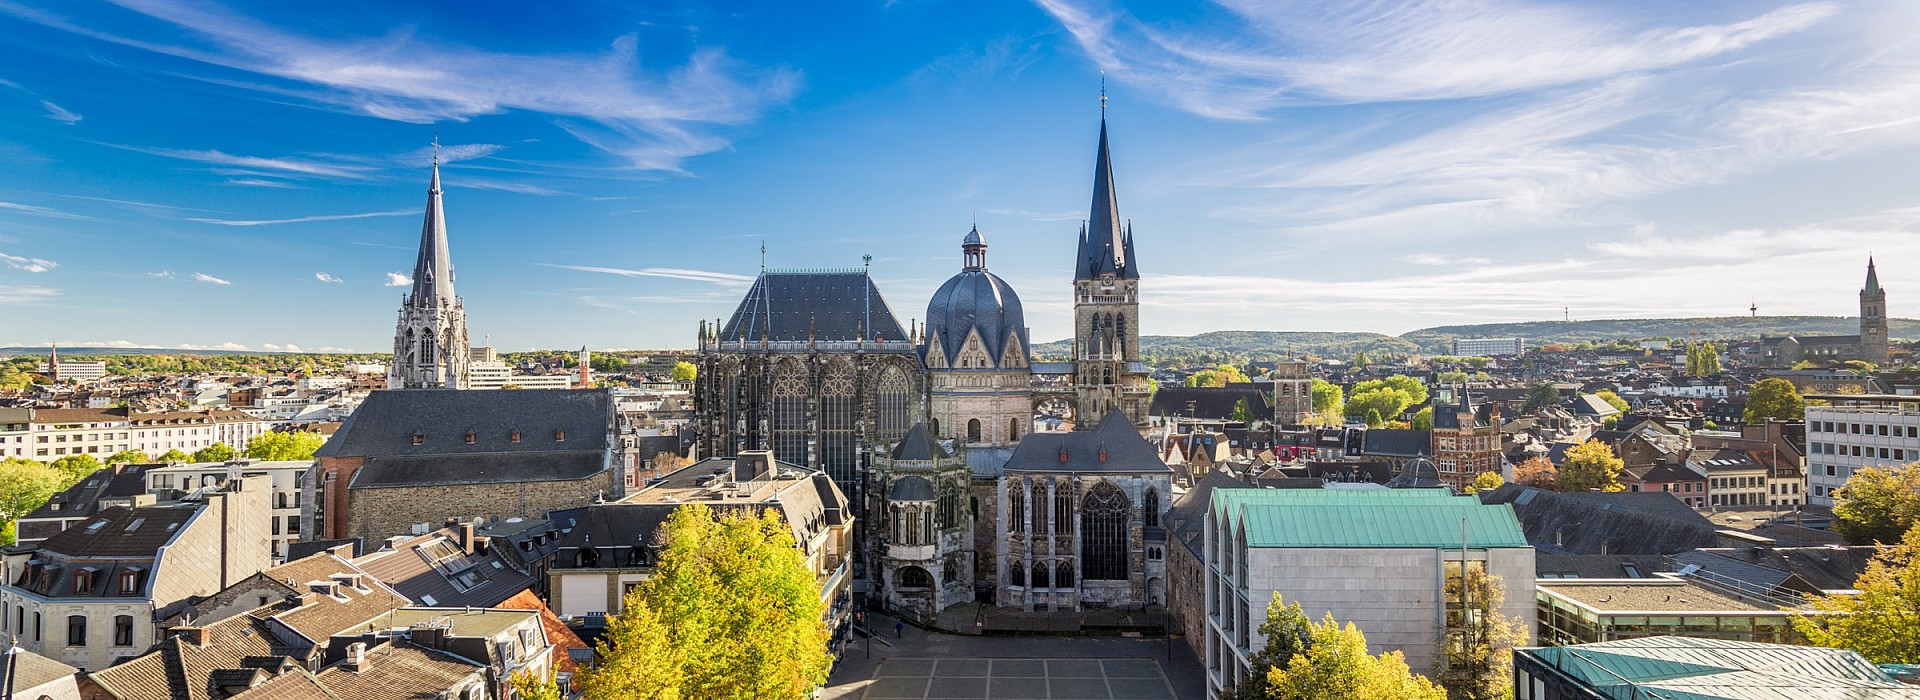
(388, 161, 469, 390)
(866, 426, 974, 621)
(996, 473, 1171, 611)
(1268, 360, 1313, 425)
(923, 228, 1033, 448)
(346, 473, 613, 544)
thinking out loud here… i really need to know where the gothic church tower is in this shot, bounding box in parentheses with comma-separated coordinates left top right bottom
(388, 157, 471, 390)
(1072, 114, 1149, 428)
(1861, 257, 1890, 365)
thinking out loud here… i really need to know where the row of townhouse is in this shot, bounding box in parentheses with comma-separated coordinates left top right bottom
(0, 406, 282, 461)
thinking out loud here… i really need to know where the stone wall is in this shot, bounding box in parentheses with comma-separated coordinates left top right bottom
(347, 471, 611, 542)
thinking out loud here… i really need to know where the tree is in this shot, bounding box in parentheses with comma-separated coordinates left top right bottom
(1745, 378, 1806, 423)
(1219, 594, 1315, 700)
(1352, 350, 1371, 368)
(1697, 342, 1721, 375)
(1521, 382, 1561, 414)
(1435, 370, 1470, 385)
(580, 502, 829, 700)
(245, 432, 326, 462)
(1231, 397, 1259, 426)
(510, 670, 566, 700)
(1557, 439, 1624, 492)
(1513, 456, 1557, 489)
(1831, 464, 1920, 545)
(1411, 406, 1433, 431)
(48, 454, 103, 487)
(1434, 568, 1528, 699)
(1310, 379, 1344, 420)
(104, 449, 151, 465)
(0, 459, 64, 546)
(1266, 613, 1447, 699)
(670, 361, 698, 381)
(156, 449, 191, 463)
(1186, 364, 1250, 388)
(1364, 408, 1385, 428)
(1468, 470, 1504, 494)
(1793, 526, 1920, 664)
(192, 442, 236, 464)
(1593, 390, 1630, 414)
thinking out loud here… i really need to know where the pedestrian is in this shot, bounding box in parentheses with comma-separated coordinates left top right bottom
(895, 619, 904, 638)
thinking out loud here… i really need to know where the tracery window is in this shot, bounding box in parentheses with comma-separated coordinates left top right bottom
(938, 479, 961, 530)
(1053, 480, 1073, 534)
(820, 361, 858, 487)
(877, 367, 912, 442)
(1083, 481, 1131, 580)
(771, 360, 809, 466)
(1144, 487, 1160, 527)
(1009, 561, 1025, 588)
(1032, 562, 1051, 589)
(1056, 562, 1074, 588)
(1031, 480, 1048, 534)
(1007, 480, 1024, 534)
(898, 566, 932, 589)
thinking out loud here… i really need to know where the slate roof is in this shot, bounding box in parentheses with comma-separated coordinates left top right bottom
(36, 504, 195, 560)
(925, 231, 1029, 363)
(1535, 553, 1671, 580)
(348, 450, 607, 489)
(1212, 488, 1528, 549)
(890, 423, 949, 461)
(352, 528, 532, 609)
(1684, 546, 1878, 593)
(1432, 392, 1498, 430)
(1148, 386, 1269, 421)
(1482, 484, 1718, 555)
(1166, 470, 1252, 560)
(22, 462, 155, 521)
(888, 476, 936, 502)
(315, 388, 610, 458)
(717, 270, 909, 343)
(1003, 410, 1170, 474)
(1075, 118, 1139, 280)
(1520, 636, 1912, 698)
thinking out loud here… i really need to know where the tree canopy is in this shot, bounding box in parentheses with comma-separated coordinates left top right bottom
(580, 502, 830, 700)
(1186, 364, 1251, 388)
(670, 361, 698, 381)
(245, 432, 326, 462)
(156, 448, 191, 463)
(1434, 568, 1527, 700)
(1266, 614, 1447, 699)
(192, 442, 236, 464)
(1593, 390, 1630, 414)
(1793, 526, 1920, 664)
(1557, 439, 1624, 492)
(1513, 456, 1557, 490)
(1344, 375, 1429, 424)
(104, 449, 151, 465)
(1831, 464, 1920, 545)
(0, 458, 64, 546)
(1310, 379, 1344, 422)
(1744, 378, 1806, 423)
(1468, 470, 1504, 494)
(1520, 383, 1561, 414)
(48, 454, 103, 487)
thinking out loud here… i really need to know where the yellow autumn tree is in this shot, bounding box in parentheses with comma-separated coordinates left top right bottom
(1792, 526, 1920, 664)
(1265, 613, 1447, 699)
(579, 502, 830, 700)
(1557, 439, 1624, 493)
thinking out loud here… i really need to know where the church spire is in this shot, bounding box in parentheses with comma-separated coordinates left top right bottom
(1077, 108, 1137, 280)
(1865, 257, 1883, 297)
(409, 153, 454, 309)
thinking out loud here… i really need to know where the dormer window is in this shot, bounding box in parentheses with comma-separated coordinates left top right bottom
(73, 570, 93, 594)
(119, 570, 139, 594)
(554, 429, 566, 442)
(412, 433, 425, 446)
(510, 431, 522, 443)
(464, 431, 477, 444)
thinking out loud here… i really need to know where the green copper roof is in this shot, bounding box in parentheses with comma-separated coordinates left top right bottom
(1523, 636, 1912, 699)
(1210, 488, 1527, 549)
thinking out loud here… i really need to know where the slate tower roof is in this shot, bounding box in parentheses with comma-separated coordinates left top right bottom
(1075, 118, 1139, 280)
(409, 158, 454, 308)
(925, 226, 1029, 363)
(719, 269, 909, 343)
(1863, 256, 1884, 298)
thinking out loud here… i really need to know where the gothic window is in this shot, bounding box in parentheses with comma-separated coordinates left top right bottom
(1007, 480, 1024, 534)
(1010, 561, 1025, 588)
(939, 479, 960, 530)
(967, 419, 982, 442)
(771, 360, 809, 466)
(1009, 418, 1020, 441)
(1083, 481, 1131, 580)
(1116, 314, 1127, 355)
(1144, 487, 1160, 527)
(1031, 481, 1048, 534)
(942, 562, 958, 584)
(877, 366, 912, 442)
(898, 566, 932, 589)
(1056, 562, 1074, 588)
(820, 361, 858, 488)
(1054, 481, 1072, 534)
(1031, 562, 1051, 589)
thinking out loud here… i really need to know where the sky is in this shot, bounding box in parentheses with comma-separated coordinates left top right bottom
(3, 0, 1920, 352)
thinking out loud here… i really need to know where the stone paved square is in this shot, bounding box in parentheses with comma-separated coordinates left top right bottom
(858, 656, 1180, 699)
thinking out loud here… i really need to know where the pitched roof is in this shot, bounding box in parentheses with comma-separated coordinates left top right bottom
(1148, 386, 1268, 421)
(6, 648, 79, 694)
(496, 589, 589, 677)
(348, 450, 607, 489)
(1483, 485, 1718, 555)
(1212, 489, 1527, 549)
(1076, 117, 1138, 280)
(889, 422, 948, 461)
(1003, 410, 1170, 474)
(1359, 429, 1432, 458)
(35, 503, 196, 560)
(315, 388, 610, 459)
(352, 528, 533, 608)
(309, 642, 484, 700)
(717, 270, 909, 343)
(1522, 636, 1910, 697)
(22, 462, 154, 522)
(406, 162, 454, 309)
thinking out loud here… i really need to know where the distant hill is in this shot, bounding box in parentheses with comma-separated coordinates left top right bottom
(1033, 316, 1919, 363)
(0, 346, 279, 357)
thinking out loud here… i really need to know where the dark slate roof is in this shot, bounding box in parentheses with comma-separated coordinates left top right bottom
(349, 451, 607, 489)
(1360, 429, 1432, 458)
(925, 232, 1028, 363)
(1633, 463, 1706, 484)
(316, 388, 610, 459)
(888, 476, 935, 502)
(285, 538, 363, 561)
(1432, 393, 1498, 430)
(718, 270, 909, 343)
(1683, 546, 1879, 593)
(37, 505, 196, 559)
(354, 528, 533, 608)
(1148, 386, 1269, 420)
(1004, 410, 1170, 474)
(1535, 553, 1671, 580)
(1166, 470, 1251, 559)
(22, 462, 154, 521)
(1076, 118, 1139, 280)
(890, 423, 949, 461)
(1482, 484, 1717, 555)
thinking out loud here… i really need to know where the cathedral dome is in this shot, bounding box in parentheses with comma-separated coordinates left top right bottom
(925, 226, 1028, 366)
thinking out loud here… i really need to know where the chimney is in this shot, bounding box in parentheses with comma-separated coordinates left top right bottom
(454, 520, 476, 555)
(735, 450, 773, 482)
(344, 641, 367, 672)
(173, 626, 207, 646)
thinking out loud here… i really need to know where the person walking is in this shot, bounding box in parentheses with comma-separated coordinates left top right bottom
(895, 619, 905, 638)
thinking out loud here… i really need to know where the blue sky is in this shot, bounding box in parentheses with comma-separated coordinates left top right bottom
(3, 0, 1920, 352)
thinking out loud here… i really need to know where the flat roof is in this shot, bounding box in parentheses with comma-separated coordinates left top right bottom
(1537, 578, 1792, 614)
(377, 607, 537, 639)
(621, 458, 818, 505)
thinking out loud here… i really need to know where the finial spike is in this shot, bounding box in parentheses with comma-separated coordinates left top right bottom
(432, 133, 440, 166)
(760, 242, 767, 272)
(1100, 71, 1107, 115)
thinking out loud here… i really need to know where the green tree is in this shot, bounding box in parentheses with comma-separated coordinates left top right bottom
(1698, 342, 1721, 375)
(48, 454, 103, 487)
(1310, 379, 1344, 420)
(156, 449, 191, 463)
(104, 449, 151, 465)
(1435, 370, 1470, 385)
(1593, 390, 1630, 414)
(510, 670, 566, 700)
(1831, 464, 1920, 545)
(1557, 439, 1624, 492)
(1186, 364, 1251, 388)
(1467, 470, 1504, 494)
(1745, 378, 1806, 423)
(1521, 382, 1561, 414)
(1434, 568, 1528, 699)
(1364, 408, 1385, 427)
(1266, 613, 1447, 699)
(1411, 406, 1433, 431)
(244, 432, 326, 462)
(1219, 594, 1314, 700)
(1230, 397, 1259, 425)
(192, 442, 236, 464)
(1352, 350, 1371, 368)
(1793, 526, 1920, 664)
(0, 459, 64, 546)
(670, 361, 698, 381)
(580, 502, 829, 700)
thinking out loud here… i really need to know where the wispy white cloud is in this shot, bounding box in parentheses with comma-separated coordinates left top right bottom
(225, 178, 298, 188)
(0, 252, 56, 272)
(191, 272, 232, 285)
(1404, 253, 1491, 267)
(539, 263, 755, 287)
(384, 272, 411, 287)
(39, 100, 80, 124)
(0, 201, 91, 220)
(187, 209, 412, 226)
(456, 180, 568, 196)
(177, 342, 248, 351)
(0, 286, 58, 304)
(13, 0, 800, 170)
(147, 270, 175, 279)
(113, 145, 372, 179)
(314, 272, 342, 283)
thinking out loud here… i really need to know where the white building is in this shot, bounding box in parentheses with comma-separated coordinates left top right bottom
(146, 460, 310, 560)
(1804, 394, 1920, 506)
(35, 361, 107, 383)
(1203, 488, 1534, 698)
(467, 360, 574, 390)
(1450, 337, 1525, 357)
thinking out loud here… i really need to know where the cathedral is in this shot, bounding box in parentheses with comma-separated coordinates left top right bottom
(1757, 259, 1892, 366)
(694, 110, 1173, 614)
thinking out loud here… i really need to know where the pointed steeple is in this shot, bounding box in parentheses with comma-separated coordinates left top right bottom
(409, 157, 455, 308)
(1077, 115, 1138, 280)
(1865, 257, 1883, 297)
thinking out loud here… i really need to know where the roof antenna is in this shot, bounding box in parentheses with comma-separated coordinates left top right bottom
(760, 242, 767, 273)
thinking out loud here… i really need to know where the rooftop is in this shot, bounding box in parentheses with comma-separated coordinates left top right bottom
(1522, 636, 1912, 698)
(1211, 488, 1528, 549)
(364, 607, 538, 640)
(1537, 577, 1790, 614)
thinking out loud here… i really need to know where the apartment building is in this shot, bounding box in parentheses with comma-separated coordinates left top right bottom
(146, 460, 309, 560)
(1804, 394, 1920, 506)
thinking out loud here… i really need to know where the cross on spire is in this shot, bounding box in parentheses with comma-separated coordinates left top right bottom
(1100, 71, 1107, 115)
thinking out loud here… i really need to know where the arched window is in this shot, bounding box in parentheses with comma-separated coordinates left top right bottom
(1054, 481, 1073, 534)
(931, 418, 940, 436)
(1009, 418, 1020, 441)
(877, 367, 912, 441)
(1057, 562, 1074, 588)
(1144, 487, 1160, 527)
(820, 361, 858, 488)
(898, 566, 932, 589)
(938, 480, 960, 530)
(1082, 481, 1131, 580)
(575, 548, 599, 568)
(1032, 481, 1048, 534)
(1007, 481, 1024, 534)
(1032, 563, 1051, 589)
(967, 419, 982, 442)
(1009, 561, 1026, 588)
(770, 360, 809, 467)
(942, 560, 959, 584)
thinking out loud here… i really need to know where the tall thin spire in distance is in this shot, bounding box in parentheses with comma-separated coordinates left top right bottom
(1079, 94, 1133, 279)
(409, 153, 454, 308)
(1865, 256, 1882, 296)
